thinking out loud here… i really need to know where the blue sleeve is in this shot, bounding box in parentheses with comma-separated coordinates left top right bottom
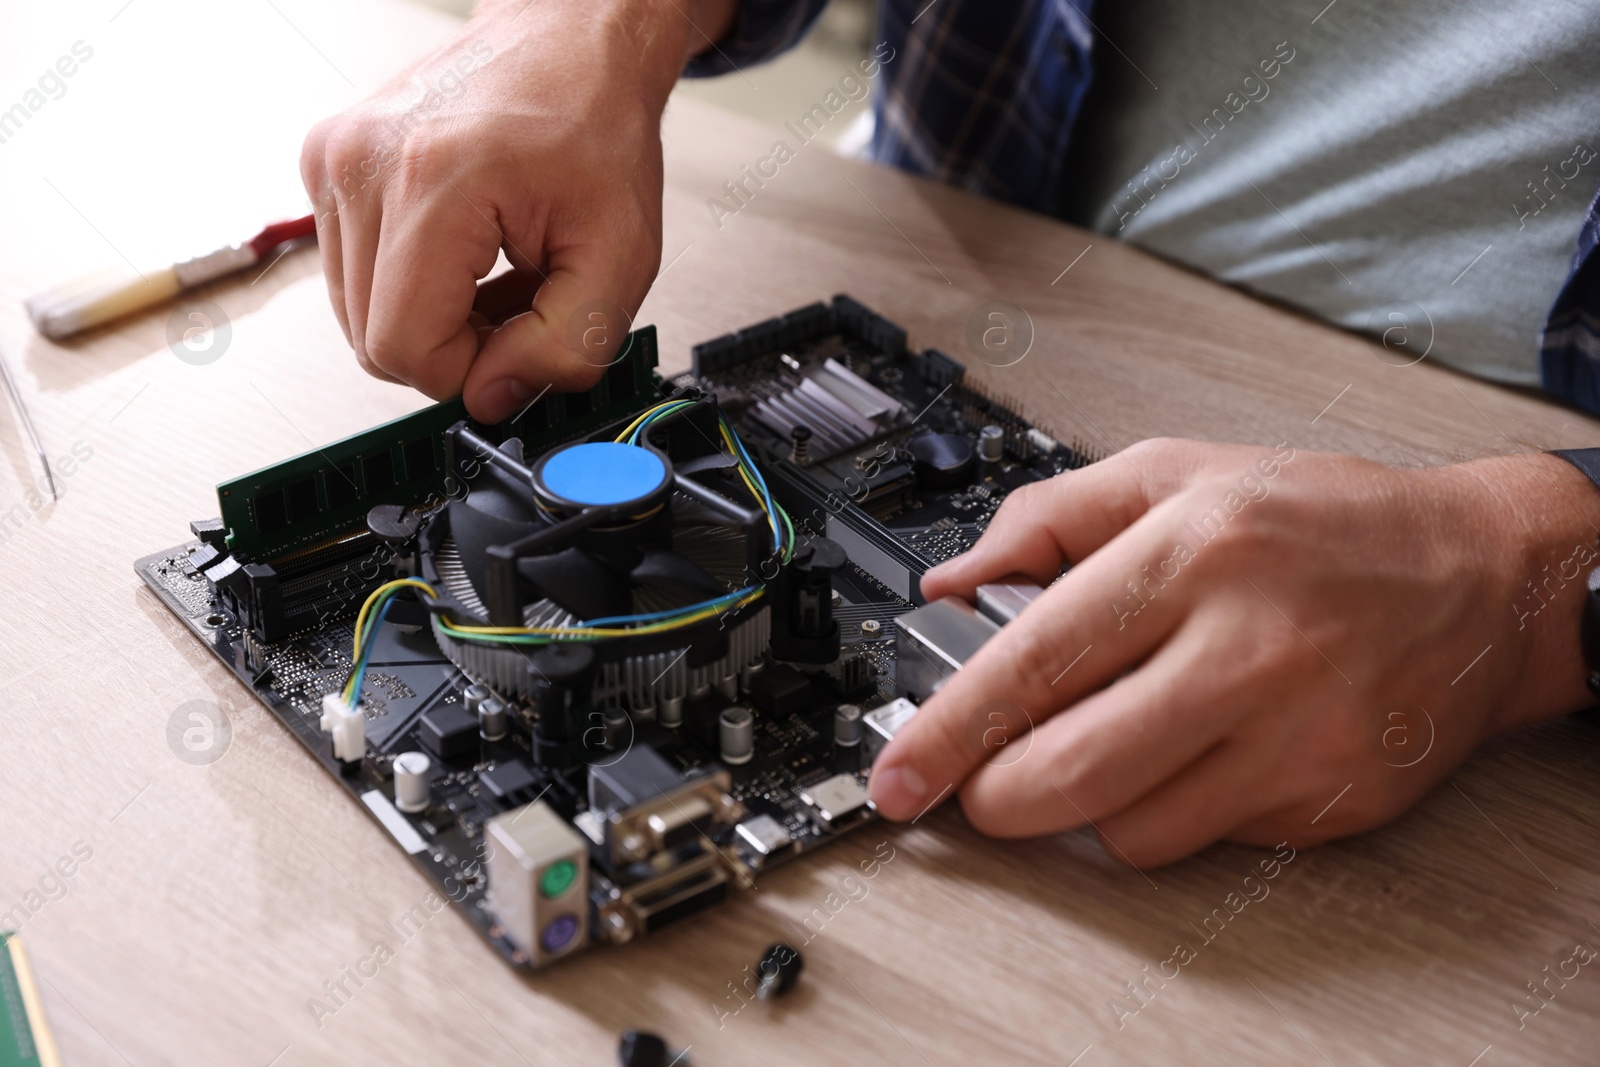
(682, 0, 832, 78)
(1539, 180, 1600, 414)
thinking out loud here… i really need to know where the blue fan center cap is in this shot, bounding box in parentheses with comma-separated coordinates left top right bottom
(537, 441, 669, 508)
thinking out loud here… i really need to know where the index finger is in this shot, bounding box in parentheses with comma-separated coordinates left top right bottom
(364, 192, 504, 399)
(869, 495, 1196, 820)
(461, 226, 658, 421)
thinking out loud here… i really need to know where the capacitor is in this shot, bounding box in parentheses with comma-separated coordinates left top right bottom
(393, 751, 432, 813)
(463, 683, 491, 716)
(479, 697, 508, 741)
(738, 660, 765, 693)
(834, 704, 863, 748)
(907, 432, 975, 490)
(978, 424, 1005, 462)
(602, 708, 629, 751)
(659, 695, 684, 729)
(719, 706, 754, 765)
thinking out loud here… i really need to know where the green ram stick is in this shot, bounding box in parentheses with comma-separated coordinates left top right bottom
(217, 325, 661, 560)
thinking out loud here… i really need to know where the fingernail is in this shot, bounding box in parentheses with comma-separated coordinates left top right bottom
(870, 764, 928, 820)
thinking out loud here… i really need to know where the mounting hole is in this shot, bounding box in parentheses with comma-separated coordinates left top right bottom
(204, 613, 226, 628)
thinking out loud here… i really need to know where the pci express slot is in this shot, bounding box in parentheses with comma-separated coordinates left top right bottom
(763, 458, 933, 604)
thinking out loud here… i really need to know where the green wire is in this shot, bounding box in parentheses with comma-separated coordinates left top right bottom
(779, 504, 795, 562)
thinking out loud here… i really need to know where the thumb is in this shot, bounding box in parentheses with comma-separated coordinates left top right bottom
(462, 239, 654, 422)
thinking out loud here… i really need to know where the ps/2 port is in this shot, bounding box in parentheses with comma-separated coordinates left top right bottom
(540, 859, 577, 899)
(541, 914, 580, 953)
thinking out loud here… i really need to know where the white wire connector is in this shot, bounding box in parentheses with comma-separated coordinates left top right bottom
(321, 694, 366, 763)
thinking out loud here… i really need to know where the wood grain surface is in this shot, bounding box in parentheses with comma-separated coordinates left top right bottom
(2, 2, 1599, 1065)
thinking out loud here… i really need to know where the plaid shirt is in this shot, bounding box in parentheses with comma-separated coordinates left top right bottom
(687, 1, 1600, 418)
(1539, 188, 1600, 415)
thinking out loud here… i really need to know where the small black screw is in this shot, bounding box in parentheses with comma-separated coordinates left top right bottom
(789, 425, 812, 464)
(756, 941, 805, 999)
(618, 1029, 683, 1067)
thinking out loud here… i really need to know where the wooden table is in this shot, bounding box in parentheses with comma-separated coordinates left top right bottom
(4, 2, 1599, 1065)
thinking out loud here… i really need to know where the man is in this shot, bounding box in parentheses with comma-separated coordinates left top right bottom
(299, 0, 1600, 866)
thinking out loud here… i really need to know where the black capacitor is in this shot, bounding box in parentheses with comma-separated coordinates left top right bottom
(756, 942, 805, 999)
(907, 433, 975, 490)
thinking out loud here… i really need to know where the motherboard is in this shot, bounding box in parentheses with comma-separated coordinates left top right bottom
(137, 297, 1092, 969)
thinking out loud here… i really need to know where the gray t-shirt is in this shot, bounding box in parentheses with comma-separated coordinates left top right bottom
(1062, 0, 1600, 385)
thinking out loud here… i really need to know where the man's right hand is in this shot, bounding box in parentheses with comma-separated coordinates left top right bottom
(300, 0, 736, 422)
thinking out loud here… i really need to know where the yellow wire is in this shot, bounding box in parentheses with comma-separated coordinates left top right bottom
(718, 420, 782, 543)
(349, 579, 439, 664)
(717, 422, 764, 504)
(438, 588, 765, 641)
(344, 578, 439, 702)
(613, 400, 689, 443)
(619, 406, 774, 541)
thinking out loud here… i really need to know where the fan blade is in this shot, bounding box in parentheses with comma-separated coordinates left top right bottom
(630, 546, 728, 596)
(448, 474, 543, 601)
(519, 548, 631, 621)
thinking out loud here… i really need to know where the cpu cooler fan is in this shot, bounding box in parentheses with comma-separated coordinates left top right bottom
(416, 393, 779, 713)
